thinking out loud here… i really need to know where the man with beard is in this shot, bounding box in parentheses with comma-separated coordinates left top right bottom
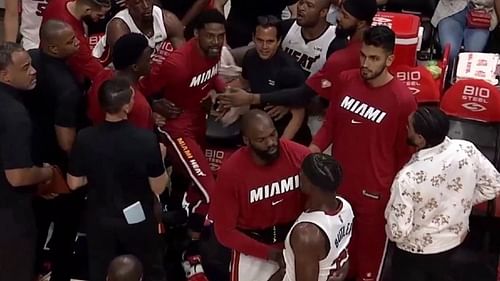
(281, 0, 345, 76)
(92, 0, 185, 67)
(309, 26, 416, 281)
(140, 9, 226, 240)
(216, 0, 377, 107)
(211, 109, 311, 281)
(42, 0, 111, 80)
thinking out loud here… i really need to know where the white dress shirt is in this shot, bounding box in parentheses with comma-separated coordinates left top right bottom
(385, 137, 500, 254)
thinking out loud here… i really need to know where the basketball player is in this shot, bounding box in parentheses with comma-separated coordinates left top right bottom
(217, 0, 378, 107)
(88, 33, 154, 129)
(42, 0, 111, 79)
(4, 0, 48, 50)
(281, 0, 345, 76)
(92, 0, 185, 66)
(307, 26, 416, 281)
(275, 153, 354, 281)
(210, 109, 310, 281)
(140, 9, 226, 238)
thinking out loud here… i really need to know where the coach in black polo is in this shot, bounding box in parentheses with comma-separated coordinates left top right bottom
(0, 42, 54, 281)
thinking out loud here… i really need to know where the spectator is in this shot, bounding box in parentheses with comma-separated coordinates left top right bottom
(67, 78, 169, 281)
(431, 0, 500, 61)
(386, 106, 500, 281)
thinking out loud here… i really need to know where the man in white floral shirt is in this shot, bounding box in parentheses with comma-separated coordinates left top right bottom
(385, 106, 500, 281)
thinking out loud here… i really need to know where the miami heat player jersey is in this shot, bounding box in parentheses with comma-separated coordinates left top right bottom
(92, 5, 172, 65)
(283, 197, 354, 281)
(20, 0, 49, 50)
(282, 21, 336, 76)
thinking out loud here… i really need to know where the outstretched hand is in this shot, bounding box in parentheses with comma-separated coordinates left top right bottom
(217, 87, 255, 108)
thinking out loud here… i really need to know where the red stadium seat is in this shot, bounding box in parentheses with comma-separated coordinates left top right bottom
(393, 64, 440, 104)
(440, 79, 500, 217)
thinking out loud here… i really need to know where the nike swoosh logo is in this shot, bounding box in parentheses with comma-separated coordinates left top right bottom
(201, 83, 209, 90)
(351, 119, 362, 124)
(272, 199, 284, 206)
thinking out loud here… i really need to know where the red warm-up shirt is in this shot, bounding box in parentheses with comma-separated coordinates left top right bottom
(43, 0, 104, 79)
(211, 139, 310, 259)
(140, 38, 225, 139)
(312, 69, 417, 203)
(306, 39, 362, 98)
(87, 70, 153, 130)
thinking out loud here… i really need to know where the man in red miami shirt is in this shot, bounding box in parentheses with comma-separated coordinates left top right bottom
(88, 33, 154, 130)
(211, 109, 310, 281)
(310, 26, 417, 281)
(140, 9, 226, 237)
(43, 0, 110, 80)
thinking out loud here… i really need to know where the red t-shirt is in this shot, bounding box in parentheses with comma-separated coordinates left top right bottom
(306, 39, 362, 99)
(140, 38, 225, 138)
(43, 0, 104, 79)
(88, 70, 154, 130)
(312, 70, 417, 202)
(211, 139, 310, 259)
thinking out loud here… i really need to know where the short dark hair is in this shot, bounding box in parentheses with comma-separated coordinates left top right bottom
(113, 33, 149, 70)
(98, 78, 133, 114)
(301, 153, 343, 193)
(0, 42, 24, 71)
(255, 15, 282, 40)
(412, 106, 450, 148)
(194, 9, 226, 30)
(363, 26, 396, 54)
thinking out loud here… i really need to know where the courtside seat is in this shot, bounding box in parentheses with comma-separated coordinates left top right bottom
(441, 79, 500, 217)
(393, 64, 441, 104)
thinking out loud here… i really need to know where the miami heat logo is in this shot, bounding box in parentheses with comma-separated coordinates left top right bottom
(151, 41, 174, 66)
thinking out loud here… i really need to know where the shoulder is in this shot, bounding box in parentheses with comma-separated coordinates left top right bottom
(277, 50, 300, 67)
(281, 139, 311, 160)
(242, 48, 258, 64)
(390, 78, 417, 110)
(290, 221, 325, 249)
(217, 148, 249, 176)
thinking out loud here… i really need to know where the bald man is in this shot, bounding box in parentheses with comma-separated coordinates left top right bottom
(107, 255, 143, 281)
(210, 109, 311, 281)
(28, 19, 88, 281)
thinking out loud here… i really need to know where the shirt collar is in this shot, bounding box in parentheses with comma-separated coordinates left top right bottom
(414, 137, 452, 160)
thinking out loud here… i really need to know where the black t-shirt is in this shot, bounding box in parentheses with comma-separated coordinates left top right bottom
(68, 121, 165, 220)
(27, 49, 87, 170)
(242, 48, 311, 144)
(0, 83, 36, 208)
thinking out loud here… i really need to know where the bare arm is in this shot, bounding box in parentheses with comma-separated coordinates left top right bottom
(5, 167, 53, 187)
(149, 172, 169, 195)
(104, 18, 131, 59)
(181, 0, 209, 26)
(290, 222, 327, 281)
(4, 0, 20, 42)
(281, 107, 305, 140)
(164, 10, 186, 48)
(66, 173, 88, 190)
(55, 126, 76, 154)
(214, 0, 228, 14)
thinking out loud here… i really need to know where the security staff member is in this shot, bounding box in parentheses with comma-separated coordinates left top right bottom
(0, 42, 54, 281)
(67, 77, 169, 281)
(241, 15, 311, 145)
(27, 20, 88, 281)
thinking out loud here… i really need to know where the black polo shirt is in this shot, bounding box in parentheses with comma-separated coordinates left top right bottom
(68, 120, 165, 222)
(27, 49, 87, 170)
(242, 48, 311, 144)
(0, 83, 36, 209)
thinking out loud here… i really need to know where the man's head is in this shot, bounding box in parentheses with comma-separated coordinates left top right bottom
(336, 0, 377, 37)
(113, 33, 153, 78)
(407, 106, 450, 150)
(79, 0, 111, 22)
(107, 255, 143, 281)
(126, 0, 153, 22)
(300, 153, 342, 196)
(40, 20, 80, 59)
(241, 109, 280, 163)
(194, 9, 226, 59)
(0, 42, 37, 90)
(296, 0, 331, 27)
(253, 15, 282, 60)
(99, 77, 135, 116)
(360, 26, 395, 81)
